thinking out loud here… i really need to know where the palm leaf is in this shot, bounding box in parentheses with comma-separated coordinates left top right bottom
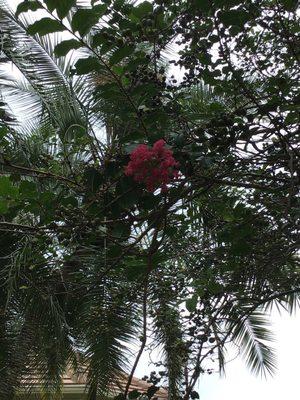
(262, 290, 300, 316)
(152, 280, 185, 400)
(79, 290, 138, 400)
(230, 309, 276, 377)
(0, 3, 86, 134)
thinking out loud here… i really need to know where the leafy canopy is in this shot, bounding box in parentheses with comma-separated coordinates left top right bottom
(0, 0, 299, 399)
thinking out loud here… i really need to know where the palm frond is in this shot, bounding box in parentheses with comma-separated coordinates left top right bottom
(152, 283, 185, 399)
(0, 4, 86, 134)
(261, 290, 300, 316)
(230, 309, 276, 377)
(0, 70, 42, 125)
(81, 295, 138, 400)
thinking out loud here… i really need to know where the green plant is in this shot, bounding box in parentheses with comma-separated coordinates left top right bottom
(0, 0, 299, 399)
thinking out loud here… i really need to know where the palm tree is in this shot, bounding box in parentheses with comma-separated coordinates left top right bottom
(0, 3, 134, 398)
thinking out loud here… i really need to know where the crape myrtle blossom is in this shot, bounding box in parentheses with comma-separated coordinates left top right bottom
(125, 139, 180, 192)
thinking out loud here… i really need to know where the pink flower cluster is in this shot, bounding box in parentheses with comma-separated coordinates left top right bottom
(125, 139, 179, 192)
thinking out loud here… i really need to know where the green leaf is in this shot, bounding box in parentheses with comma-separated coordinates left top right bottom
(191, 391, 200, 399)
(83, 167, 103, 192)
(0, 199, 8, 214)
(208, 102, 225, 112)
(194, 0, 212, 12)
(44, 0, 56, 11)
(107, 245, 123, 259)
(94, 4, 108, 13)
(44, 0, 75, 18)
(125, 56, 148, 71)
(147, 386, 159, 398)
(75, 57, 102, 75)
(0, 176, 18, 198)
(124, 256, 147, 281)
(71, 5, 107, 36)
(214, 0, 240, 5)
(92, 33, 106, 47)
(219, 10, 250, 27)
(231, 310, 276, 376)
(50, 0, 75, 19)
(61, 196, 78, 208)
(282, 0, 298, 11)
(128, 390, 141, 399)
(71, 9, 98, 36)
(54, 39, 82, 57)
(57, 0, 76, 18)
(16, 1, 43, 18)
(110, 45, 135, 66)
(20, 181, 37, 199)
(112, 222, 131, 239)
(131, 1, 153, 19)
(186, 294, 198, 313)
(138, 193, 160, 211)
(0, 126, 8, 141)
(116, 178, 138, 209)
(27, 18, 65, 36)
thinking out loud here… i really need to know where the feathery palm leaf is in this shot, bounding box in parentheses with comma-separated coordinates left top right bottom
(230, 309, 276, 377)
(0, 3, 86, 134)
(151, 274, 185, 399)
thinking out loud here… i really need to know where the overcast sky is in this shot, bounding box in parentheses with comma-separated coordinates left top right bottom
(197, 311, 300, 399)
(134, 310, 300, 399)
(5, 1, 300, 398)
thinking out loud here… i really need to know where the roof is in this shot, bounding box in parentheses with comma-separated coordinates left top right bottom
(20, 367, 168, 399)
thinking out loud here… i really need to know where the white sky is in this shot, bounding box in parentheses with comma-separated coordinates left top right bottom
(197, 311, 300, 399)
(134, 310, 300, 400)
(5, 1, 300, 398)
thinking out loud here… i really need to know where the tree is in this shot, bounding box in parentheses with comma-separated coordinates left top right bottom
(0, 0, 299, 399)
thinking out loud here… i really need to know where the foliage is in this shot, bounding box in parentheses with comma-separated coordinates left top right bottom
(0, 0, 299, 399)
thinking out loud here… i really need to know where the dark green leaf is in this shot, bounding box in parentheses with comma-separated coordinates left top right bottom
(44, 0, 56, 11)
(129, 389, 141, 399)
(219, 10, 250, 27)
(92, 33, 106, 47)
(282, 0, 298, 11)
(27, 18, 65, 36)
(75, 57, 102, 75)
(110, 45, 135, 65)
(71, 9, 98, 36)
(54, 39, 82, 57)
(71, 5, 107, 36)
(16, 1, 42, 18)
(124, 257, 147, 281)
(138, 193, 160, 211)
(107, 245, 123, 259)
(112, 222, 131, 239)
(186, 294, 198, 313)
(194, 0, 212, 12)
(44, 0, 76, 19)
(19, 181, 37, 199)
(58, 0, 76, 19)
(191, 391, 200, 399)
(0, 126, 8, 141)
(61, 196, 78, 208)
(147, 386, 159, 398)
(56, 0, 76, 19)
(83, 167, 103, 192)
(0, 199, 8, 214)
(116, 178, 138, 209)
(131, 1, 153, 19)
(0, 176, 18, 198)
